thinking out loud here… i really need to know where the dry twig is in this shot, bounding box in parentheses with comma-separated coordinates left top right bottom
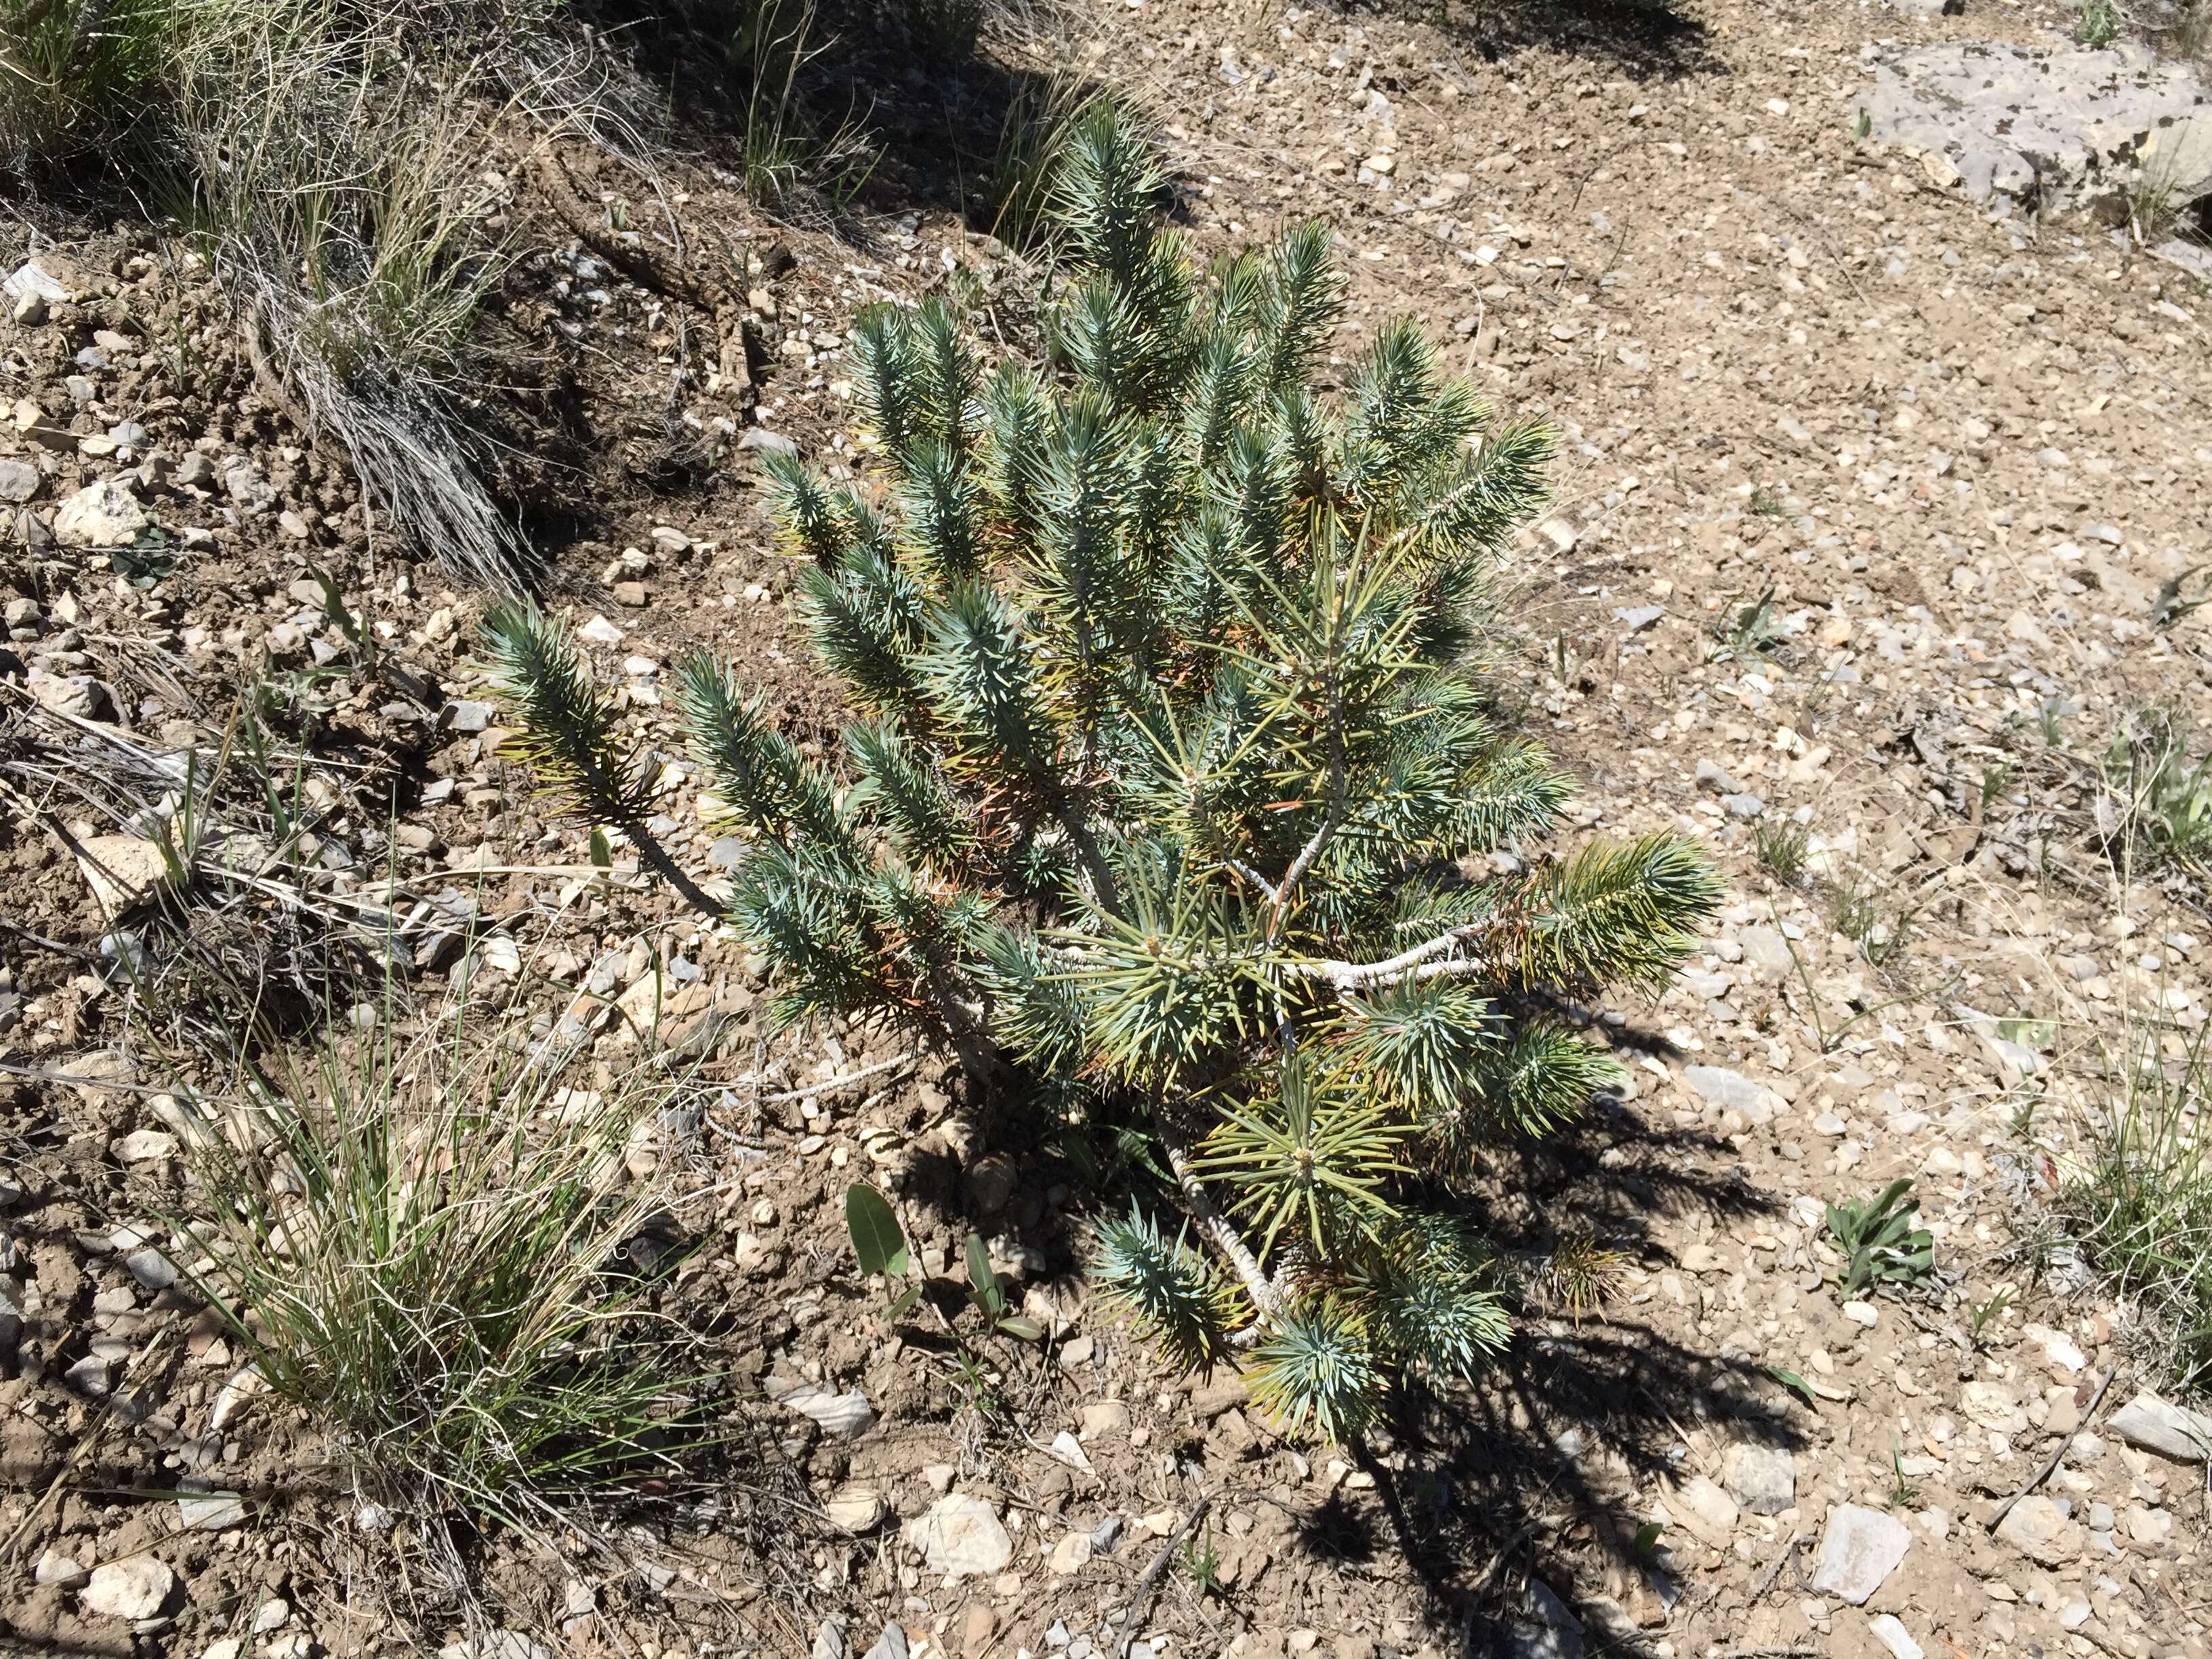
(1116, 1496, 1212, 1658)
(1988, 1368, 2118, 1532)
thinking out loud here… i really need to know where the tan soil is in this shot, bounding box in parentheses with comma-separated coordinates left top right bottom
(2, 0, 2209, 1654)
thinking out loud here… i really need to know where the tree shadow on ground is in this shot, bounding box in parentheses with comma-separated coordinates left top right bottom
(1223, 1101, 1803, 1654)
(578, 0, 1107, 239)
(1345, 0, 1721, 80)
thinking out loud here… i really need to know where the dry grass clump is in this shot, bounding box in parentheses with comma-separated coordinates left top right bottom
(171, 990, 707, 1520)
(1, 0, 638, 590)
(2061, 1019, 2212, 1394)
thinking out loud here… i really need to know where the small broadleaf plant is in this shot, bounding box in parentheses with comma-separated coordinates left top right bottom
(485, 104, 1721, 1447)
(1825, 1179, 1935, 1295)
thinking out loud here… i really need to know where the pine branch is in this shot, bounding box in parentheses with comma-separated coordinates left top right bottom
(478, 602, 721, 919)
(1277, 919, 1508, 992)
(1157, 1111, 1284, 1328)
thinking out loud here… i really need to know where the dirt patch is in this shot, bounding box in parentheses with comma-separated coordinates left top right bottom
(5, 0, 2212, 1653)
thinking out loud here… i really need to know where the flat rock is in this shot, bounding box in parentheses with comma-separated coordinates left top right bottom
(1995, 1494, 2085, 1566)
(2108, 1390, 2212, 1462)
(1680, 1065, 1784, 1125)
(1809, 1504, 1910, 1605)
(82, 1557, 176, 1620)
(1721, 1443, 1797, 1515)
(905, 1494, 1012, 1579)
(1863, 42, 2212, 218)
(1048, 1429, 1094, 1474)
(53, 479, 150, 548)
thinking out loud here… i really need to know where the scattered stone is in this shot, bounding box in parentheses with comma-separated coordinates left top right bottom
(1079, 1399, 1130, 1439)
(825, 1486, 888, 1532)
(32, 1550, 88, 1589)
(73, 836, 169, 916)
(1694, 760, 1743, 794)
(209, 1365, 266, 1430)
(54, 479, 150, 549)
(1614, 605, 1664, 632)
(1669, 1473, 1739, 1543)
(1720, 791, 1766, 820)
(441, 1633, 547, 1659)
(739, 426, 800, 456)
(178, 1490, 249, 1531)
(1049, 1429, 1095, 1474)
(1868, 1614, 1925, 1659)
(781, 1385, 876, 1440)
(445, 700, 495, 733)
(966, 1153, 1017, 1214)
(2108, 1390, 2212, 1462)
(81, 1557, 176, 1620)
(116, 1129, 178, 1162)
(1048, 1530, 1094, 1575)
(1508, 1576, 1587, 1659)
(125, 1248, 177, 1290)
(1809, 1504, 1910, 1605)
(862, 1624, 908, 1659)
(0, 459, 39, 504)
(1842, 1300, 1881, 1328)
(28, 672, 111, 725)
(1721, 1443, 1797, 1515)
(1994, 1495, 2085, 1568)
(1680, 1065, 1784, 1124)
(2127, 1504, 2172, 1547)
(3, 261, 68, 306)
(905, 1494, 1013, 1578)
(1961, 1380, 2026, 1432)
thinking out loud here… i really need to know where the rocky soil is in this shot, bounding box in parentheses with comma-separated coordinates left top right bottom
(3, 0, 2211, 1655)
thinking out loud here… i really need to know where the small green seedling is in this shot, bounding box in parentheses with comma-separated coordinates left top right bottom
(1755, 817, 1812, 886)
(1180, 1520, 1223, 1595)
(1629, 1521, 1665, 1565)
(1826, 1179, 1935, 1295)
(1887, 1439, 1919, 1509)
(845, 1182, 923, 1320)
(966, 1233, 1044, 1342)
(1967, 1286, 2013, 1347)
(1766, 1366, 1819, 1410)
